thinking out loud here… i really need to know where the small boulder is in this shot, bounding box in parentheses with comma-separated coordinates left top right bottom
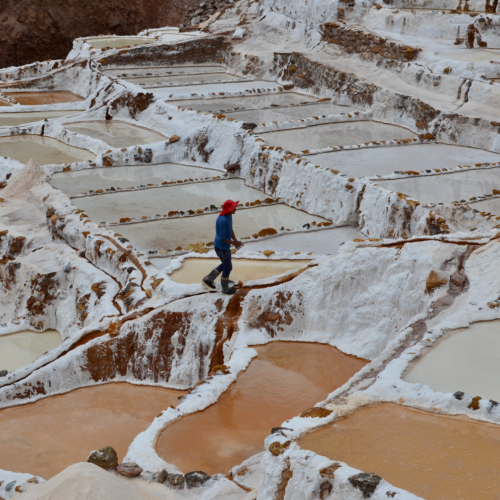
(166, 473, 185, 488)
(0, 370, 7, 377)
(348, 472, 382, 498)
(157, 469, 168, 484)
(185, 471, 210, 488)
(116, 462, 143, 477)
(87, 446, 118, 469)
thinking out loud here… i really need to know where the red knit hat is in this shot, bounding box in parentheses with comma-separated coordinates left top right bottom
(220, 199, 239, 216)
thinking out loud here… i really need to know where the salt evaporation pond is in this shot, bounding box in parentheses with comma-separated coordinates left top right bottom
(377, 167, 500, 204)
(157, 80, 283, 98)
(298, 403, 500, 500)
(65, 121, 166, 148)
(437, 49, 500, 62)
(104, 65, 225, 77)
(225, 102, 358, 124)
(305, 144, 500, 177)
(114, 204, 328, 251)
(260, 121, 414, 152)
(85, 37, 154, 49)
(156, 342, 367, 475)
(127, 73, 243, 86)
(404, 321, 500, 402)
(469, 196, 500, 215)
(0, 383, 187, 478)
(50, 163, 221, 195)
(170, 93, 319, 112)
(0, 330, 61, 373)
(4, 92, 84, 106)
(169, 258, 311, 284)
(0, 110, 83, 127)
(73, 179, 269, 223)
(0, 135, 95, 165)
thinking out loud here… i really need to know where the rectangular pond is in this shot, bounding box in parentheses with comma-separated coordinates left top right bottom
(0, 110, 83, 128)
(304, 144, 500, 177)
(104, 65, 226, 77)
(65, 121, 166, 148)
(0, 383, 186, 478)
(469, 196, 500, 215)
(85, 37, 154, 49)
(260, 121, 414, 152)
(377, 167, 500, 204)
(114, 204, 328, 251)
(0, 135, 95, 165)
(73, 179, 270, 223)
(156, 342, 367, 475)
(50, 163, 221, 195)
(4, 92, 84, 106)
(169, 92, 319, 112)
(298, 403, 500, 500)
(126, 73, 243, 86)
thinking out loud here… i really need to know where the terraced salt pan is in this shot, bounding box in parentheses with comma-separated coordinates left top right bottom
(72, 179, 270, 223)
(3, 92, 84, 106)
(0, 330, 61, 373)
(85, 37, 154, 49)
(114, 204, 328, 251)
(156, 342, 367, 475)
(50, 163, 221, 195)
(126, 73, 244, 86)
(169, 258, 311, 284)
(298, 403, 500, 500)
(305, 144, 500, 177)
(0, 99, 10, 107)
(260, 121, 414, 152)
(157, 80, 283, 98)
(225, 102, 358, 123)
(404, 321, 500, 401)
(0, 383, 186, 478)
(0, 110, 83, 127)
(0, 135, 95, 165)
(65, 121, 166, 148)
(104, 65, 225, 77)
(377, 167, 500, 204)
(170, 92, 318, 112)
(437, 49, 500, 62)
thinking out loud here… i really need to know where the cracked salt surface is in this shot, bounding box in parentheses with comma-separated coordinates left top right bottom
(3, 92, 84, 106)
(0, 330, 61, 373)
(404, 321, 500, 402)
(298, 403, 500, 500)
(305, 144, 500, 177)
(0, 135, 95, 165)
(0, 111, 83, 128)
(49, 163, 221, 195)
(72, 179, 270, 223)
(114, 204, 327, 251)
(65, 121, 166, 148)
(156, 342, 367, 475)
(377, 167, 500, 204)
(260, 121, 414, 152)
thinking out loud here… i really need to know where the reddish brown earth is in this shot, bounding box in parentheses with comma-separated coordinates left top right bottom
(0, 0, 230, 69)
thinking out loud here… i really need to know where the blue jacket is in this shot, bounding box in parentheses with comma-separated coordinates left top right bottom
(214, 215, 232, 250)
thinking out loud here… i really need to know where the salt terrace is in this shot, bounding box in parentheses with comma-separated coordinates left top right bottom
(2, 0, 500, 498)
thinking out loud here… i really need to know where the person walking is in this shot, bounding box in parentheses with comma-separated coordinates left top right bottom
(202, 199, 243, 295)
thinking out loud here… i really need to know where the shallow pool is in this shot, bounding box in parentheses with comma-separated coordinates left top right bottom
(126, 73, 243, 86)
(260, 121, 414, 152)
(437, 49, 500, 62)
(156, 342, 367, 475)
(85, 37, 154, 49)
(298, 403, 500, 500)
(0, 110, 83, 128)
(65, 121, 166, 148)
(0, 135, 95, 165)
(50, 163, 221, 195)
(104, 65, 225, 77)
(4, 92, 84, 106)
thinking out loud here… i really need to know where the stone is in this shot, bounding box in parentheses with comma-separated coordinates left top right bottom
(262, 250, 275, 257)
(157, 469, 168, 483)
(468, 396, 482, 410)
(5, 481, 16, 491)
(87, 446, 118, 469)
(185, 471, 210, 488)
(116, 462, 143, 477)
(166, 473, 185, 488)
(320, 463, 341, 478)
(269, 440, 291, 456)
(348, 472, 382, 498)
(169, 135, 180, 143)
(454, 391, 465, 400)
(300, 407, 333, 418)
(0, 370, 7, 377)
(426, 270, 447, 290)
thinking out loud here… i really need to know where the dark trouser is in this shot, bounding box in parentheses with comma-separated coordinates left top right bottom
(215, 247, 232, 278)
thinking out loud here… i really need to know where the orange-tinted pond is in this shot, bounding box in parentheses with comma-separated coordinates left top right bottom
(4, 92, 84, 105)
(156, 342, 367, 475)
(0, 382, 186, 479)
(298, 403, 500, 500)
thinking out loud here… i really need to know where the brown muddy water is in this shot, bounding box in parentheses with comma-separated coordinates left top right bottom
(156, 342, 367, 475)
(4, 92, 84, 105)
(298, 403, 500, 500)
(0, 383, 187, 479)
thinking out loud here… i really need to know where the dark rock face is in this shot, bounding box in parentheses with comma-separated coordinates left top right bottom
(87, 446, 118, 469)
(185, 470, 210, 488)
(116, 462, 143, 477)
(348, 473, 383, 498)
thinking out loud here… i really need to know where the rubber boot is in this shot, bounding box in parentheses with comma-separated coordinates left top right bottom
(221, 277, 237, 295)
(202, 268, 221, 290)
